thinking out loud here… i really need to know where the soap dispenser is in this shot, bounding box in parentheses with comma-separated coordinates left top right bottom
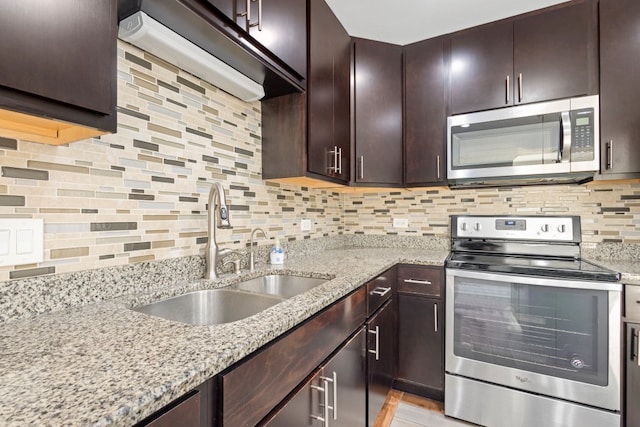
(270, 239, 285, 265)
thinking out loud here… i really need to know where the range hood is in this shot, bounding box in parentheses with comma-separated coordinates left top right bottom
(119, 11, 264, 102)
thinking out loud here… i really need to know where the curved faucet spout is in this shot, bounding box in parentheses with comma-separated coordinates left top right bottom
(205, 182, 232, 280)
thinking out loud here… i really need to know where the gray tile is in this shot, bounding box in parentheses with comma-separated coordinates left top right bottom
(392, 418, 424, 427)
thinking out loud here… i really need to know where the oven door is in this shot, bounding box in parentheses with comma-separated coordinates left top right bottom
(445, 268, 621, 411)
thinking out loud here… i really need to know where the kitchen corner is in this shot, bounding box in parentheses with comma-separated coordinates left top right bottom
(2, 0, 640, 426)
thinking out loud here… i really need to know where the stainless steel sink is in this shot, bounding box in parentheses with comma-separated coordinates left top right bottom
(230, 274, 327, 299)
(132, 289, 284, 325)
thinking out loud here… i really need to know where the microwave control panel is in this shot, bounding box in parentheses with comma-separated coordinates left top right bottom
(571, 108, 595, 161)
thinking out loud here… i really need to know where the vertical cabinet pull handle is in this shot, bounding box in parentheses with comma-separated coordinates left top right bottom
(505, 75, 510, 104)
(310, 379, 329, 426)
(249, 0, 262, 30)
(359, 156, 365, 180)
(337, 147, 342, 175)
(436, 155, 441, 179)
(606, 140, 614, 170)
(238, 0, 251, 20)
(331, 371, 338, 420)
(368, 326, 380, 361)
(434, 303, 438, 332)
(629, 329, 640, 366)
(518, 73, 523, 102)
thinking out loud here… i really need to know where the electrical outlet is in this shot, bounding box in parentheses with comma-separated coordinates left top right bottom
(300, 219, 312, 232)
(393, 218, 409, 228)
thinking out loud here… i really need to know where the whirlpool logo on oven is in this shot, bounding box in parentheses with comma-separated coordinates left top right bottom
(515, 375, 530, 384)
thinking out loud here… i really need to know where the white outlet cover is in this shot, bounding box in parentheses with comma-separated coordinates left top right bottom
(0, 219, 44, 267)
(393, 218, 409, 228)
(301, 219, 312, 232)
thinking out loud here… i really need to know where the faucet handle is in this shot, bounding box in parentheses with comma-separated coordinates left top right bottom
(223, 257, 242, 275)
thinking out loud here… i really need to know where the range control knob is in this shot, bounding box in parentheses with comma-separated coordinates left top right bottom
(474, 223, 481, 231)
(558, 224, 566, 233)
(541, 224, 550, 232)
(460, 222, 468, 231)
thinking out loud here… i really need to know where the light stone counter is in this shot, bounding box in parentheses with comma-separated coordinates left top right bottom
(0, 247, 448, 427)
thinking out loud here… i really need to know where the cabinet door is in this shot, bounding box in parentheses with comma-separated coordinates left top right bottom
(627, 323, 640, 427)
(243, 0, 307, 79)
(0, 0, 116, 114)
(513, 1, 592, 105)
(450, 21, 513, 114)
(324, 327, 367, 427)
(307, 0, 350, 183)
(353, 39, 403, 185)
(397, 294, 444, 399)
(266, 327, 366, 427)
(404, 36, 447, 186)
(600, 0, 640, 176)
(367, 300, 395, 427)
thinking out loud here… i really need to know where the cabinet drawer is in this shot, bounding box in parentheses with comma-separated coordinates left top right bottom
(221, 287, 366, 427)
(397, 265, 443, 297)
(626, 285, 640, 321)
(367, 267, 395, 316)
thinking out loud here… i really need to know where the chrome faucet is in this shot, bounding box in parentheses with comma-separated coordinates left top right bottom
(249, 227, 268, 272)
(205, 182, 232, 280)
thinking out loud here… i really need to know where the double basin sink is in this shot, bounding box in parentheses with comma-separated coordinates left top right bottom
(132, 274, 328, 326)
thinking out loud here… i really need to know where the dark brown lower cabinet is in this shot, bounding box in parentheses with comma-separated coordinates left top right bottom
(627, 322, 640, 427)
(367, 299, 395, 426)
(265, 327, 367, 426)
(395, 265, 444, 400)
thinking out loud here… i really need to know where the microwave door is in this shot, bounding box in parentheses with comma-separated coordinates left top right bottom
(448, 113, 570, 180)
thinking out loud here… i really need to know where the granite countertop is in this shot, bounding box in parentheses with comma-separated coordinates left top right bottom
(0, 247, 448, 427)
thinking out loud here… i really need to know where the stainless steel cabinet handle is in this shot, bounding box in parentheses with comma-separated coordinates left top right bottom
(506, 75, 510, 104)
(434, 303, 438, 333)
(328, 146, 338, 174)
(436, 155, 441, 180)
(331, 371, 338, 420)
(337, 147, 342, 175)
(310, 379, 329, 426)
(319, 374, 336, 422)
(239, 0, 250, 20)
(518, 73, 523, 102)
(371, 286, 391, 297)
(359, 155, 364, 180)
(629, 329, 640, 366)
(606, 140, 614, 170)
(403, 278, 432, 285)
(249, 0, 262, 30)
(368, 326, 380, 361)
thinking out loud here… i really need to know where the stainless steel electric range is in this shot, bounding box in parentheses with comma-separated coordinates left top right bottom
(444, 215, 622, 427)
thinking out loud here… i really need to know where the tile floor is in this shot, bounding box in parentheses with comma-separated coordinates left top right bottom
(390, 400, 474, 427)
(386, 392, 475, 427)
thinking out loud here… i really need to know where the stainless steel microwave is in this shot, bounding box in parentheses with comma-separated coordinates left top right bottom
(447, 95, 599, 187)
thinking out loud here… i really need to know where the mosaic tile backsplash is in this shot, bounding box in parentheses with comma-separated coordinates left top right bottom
(1, 41, 639, 283)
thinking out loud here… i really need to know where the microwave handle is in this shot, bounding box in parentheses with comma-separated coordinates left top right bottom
(559, 111, 572, 163)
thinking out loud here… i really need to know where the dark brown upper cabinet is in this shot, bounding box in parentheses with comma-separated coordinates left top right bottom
(404, 36, 448, 187)
(352, 38, 403, 186)
(0, 0, 117, 145)
(206, 0, 307, 80)
(306, 0, 351, 183)
(599, 0, 640, 177)
(262, 0, 350, 185)
(450, 0, 597, 115)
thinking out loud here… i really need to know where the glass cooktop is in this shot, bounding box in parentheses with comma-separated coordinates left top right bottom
(446, 252, 621, 282)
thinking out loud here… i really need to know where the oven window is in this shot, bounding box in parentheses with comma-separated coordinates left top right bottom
(452, 276, 608, 386)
